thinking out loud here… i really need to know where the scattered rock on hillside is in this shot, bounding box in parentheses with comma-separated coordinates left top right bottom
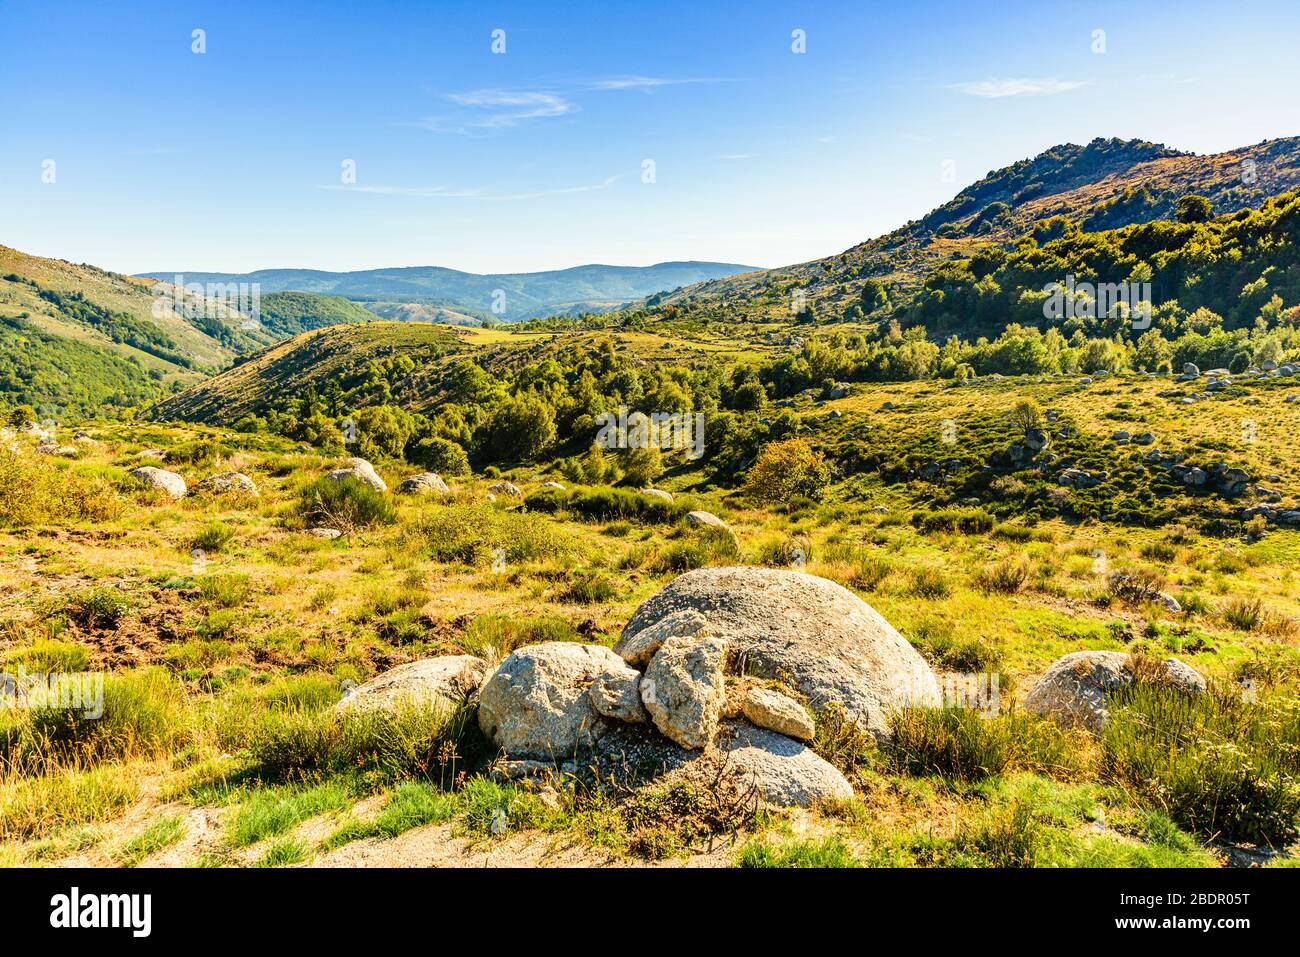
(486, 481, 523, 499)
(196, 471, 259, 496)
(336, 655, 489, 715)
(540, 481, 566, 491)
(395, 472, 450, 496)
(477, 642, 632, 760)
(641, 634, 728, 750)
(130, 466, 187, 499)
(1023, 650, 1206, 734)
(308, 527, 342, 539)
(684, 510, 735, 541)
(742, 687, 815, 741)
(620, 567, 940, 741)
(640, 488, 673, 502)
(325, 457, 387, 493)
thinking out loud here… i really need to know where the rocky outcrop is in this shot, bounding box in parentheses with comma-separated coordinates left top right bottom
(325, 458, 387, 493)
(1023, 651, 1206, 734)
(130, 466, 187, 499)
(618, 567, 939, 741)
(337, 656, 488, 715)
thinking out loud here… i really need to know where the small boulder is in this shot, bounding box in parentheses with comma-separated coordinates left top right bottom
(540, 481, 566, 491)
(308, 527, 342, 539)
(1023, 651, 1206, 734)
(130, 466, 187, 499)
(641, 634, 728, 750)
(395, 472, 450, 496)
(640, 488, 674, 502)
(337, 656, 489, 715)
(196, 471, 259, 496)
(742, 687, 815, 741)
(588, 662, 648, 724)
(325, 458, 387, 493)
(486, 481, 523, 499)
(613, 607, 709, 668)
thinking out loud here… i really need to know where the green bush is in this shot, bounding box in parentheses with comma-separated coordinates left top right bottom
(297, 476, 395, 531)
(1102, 684, 1300, 844)
(888, 707, 1084, 781)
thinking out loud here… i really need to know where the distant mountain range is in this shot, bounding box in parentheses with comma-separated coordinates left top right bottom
(135, 261, 761, 323)
(7, 135, 1300, 418)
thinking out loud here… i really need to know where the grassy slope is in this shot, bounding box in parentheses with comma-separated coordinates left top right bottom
(2, 372, 1297, 866)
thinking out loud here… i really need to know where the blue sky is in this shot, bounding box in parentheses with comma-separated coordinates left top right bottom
(2, 0, 1298, 275)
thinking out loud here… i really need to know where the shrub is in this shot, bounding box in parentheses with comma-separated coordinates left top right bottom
(298, 476, 395, 532)
(888, 708, 1085, 781)
(913, 509, 994, 535)
(907, 568, 952, 599)
(974, 561, 1029, 595)
(189, 522, 234, 554)
(1221, 596, 1262, 631)
(741, 438, 832, 506)
(1105, 568, 1166, 604)
(560, 570, 616, 604)
(62, 587, 133, 628)
(1102, 683, 1300, 844)
(402, 504, 579, 567)
(408, 436, 470, 476)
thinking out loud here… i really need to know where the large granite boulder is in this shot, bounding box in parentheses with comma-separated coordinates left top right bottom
(617, 567, 939, 741)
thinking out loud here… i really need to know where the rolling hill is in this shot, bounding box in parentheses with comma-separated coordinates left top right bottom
(135, 260, 761, 322)
(644, 136, 1300, 326)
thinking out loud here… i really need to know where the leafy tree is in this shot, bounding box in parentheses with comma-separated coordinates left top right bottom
(741, 438, 831, 505)
(1175, 194, 1212, 224)
(408, 436, 470, 476)
(479, 393, 556, 462)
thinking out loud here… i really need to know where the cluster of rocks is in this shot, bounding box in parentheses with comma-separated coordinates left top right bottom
(1171, 361, 1296, 405)
(342, 568, 941, 807)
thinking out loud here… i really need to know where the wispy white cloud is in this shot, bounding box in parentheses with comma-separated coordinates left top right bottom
(587, 75, 731, 91)
(947, 77, 1090, 98)
(716, 153, 754, 161)
(319, 176, 620, 202)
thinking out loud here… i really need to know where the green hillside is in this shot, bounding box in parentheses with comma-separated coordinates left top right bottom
(255, 291, 382, 339)
(636, 136, 1300, 328)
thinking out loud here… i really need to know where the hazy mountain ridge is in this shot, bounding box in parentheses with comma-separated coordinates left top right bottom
(137, 260, 761, 321)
